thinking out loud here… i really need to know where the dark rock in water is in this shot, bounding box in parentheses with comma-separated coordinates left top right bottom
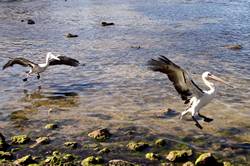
(108, 159, 135, 166)
(66, 33, 78, 38)
(195, 153, 221, 166)
(155, 138, 167, 147)
(0, 151, 13, 160)
(81, 156, 104, 166)
(64, 141, 78, 149)
(131, 45, 141, 49)
(21, 19, 25, 22)
(224, 44, 242, 50)
(30, 137, 50, 148)
(127, 141, 149, 151)
(11, 135, 30, 144)
(88, 128, 111, 141)
(14, 155, 37, 165)
(166, 149, 192, 162)
(0, 133, 8, 151)
(102, 21, 115, 26)
(45, 123, 58, 129)
(27, 19, 35, 24)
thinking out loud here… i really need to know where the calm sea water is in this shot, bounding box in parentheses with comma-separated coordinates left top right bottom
(0, 0, 249, 163)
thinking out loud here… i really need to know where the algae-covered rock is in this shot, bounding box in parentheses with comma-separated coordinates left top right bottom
(81, 156, 104, 166)
(195, 153, 220, 166)
(108, 159, 135, 166)
(44, 151, 77, 165)
(30, 137, 50, 148)
(166, 149, 192, 162)
(28, 164, 40, 166)
(160, 163, 174, 166)
(64, 141, 78, 149)
(0, 133, 8, 151)
(88, 128, 111, 141)
(14, 155, 37, 165)
(11, 135, 30, 144)
(98, 147, 110, 154)
(155, 139, 167, 147)
(183, 161, 194, 166)
(0, 151, 13, 160)
(45, 123, 58, 129)
(145, 152, 160, 160)
(223, 161, 233, 166)
(127, 141, 149, 151)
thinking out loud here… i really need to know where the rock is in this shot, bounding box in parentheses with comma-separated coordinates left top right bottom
(81, 156, 104, 166)
(27, 19, 35, 25)
(64, 141, 78, 149)
(0, 133, 8, 151)
(101, 22, 115, 26)
(160, 163, 174, 166)
(224, 44, 242, 50)
(98, 147, 110, 154)
(30, 137, 50, 148)
(145, 152, 160, 160)
(195, 153, 221, 166)
(223, 161, 233, 166)
(155, 139, 167, 147)
(14, 155, 37, 165)
(28, 164, 40, 166)
(63, 154, 75, 162)
(11, 135, 30, 144)
(45, 123, 58, 129)
(127, 141, 149, 151)
(88, 128, 111, 141)
(166, 149, 192, 162)
(0, 151, 13, 160)
(66, 33, 78, 38)
(108, 159, 135, 166)
(44, 151, 76, 165)
(183, 161, 194, 166)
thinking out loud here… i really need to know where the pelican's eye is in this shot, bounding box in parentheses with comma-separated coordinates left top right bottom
(208, 73, 212, 76)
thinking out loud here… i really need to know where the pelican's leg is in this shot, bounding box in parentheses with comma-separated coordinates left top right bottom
(37, 74, 40, 79)
(198, 113, 213, 123)
(192, 116, 203, 129)
(179, 109, 189, 120)
(23, 73, 30, 82)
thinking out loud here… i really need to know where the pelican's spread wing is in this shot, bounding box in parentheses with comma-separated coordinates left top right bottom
(148, 56, 203, 103)
(2, 57, 36, 70)
(49, 56, 79, 67)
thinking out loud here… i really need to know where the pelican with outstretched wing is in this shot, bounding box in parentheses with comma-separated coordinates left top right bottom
(148, 56, 231, 129)
(3, 52, 80, 81)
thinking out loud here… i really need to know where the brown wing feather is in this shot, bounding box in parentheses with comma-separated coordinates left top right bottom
(148, 56, 201, 102)
(49, 56, 79, 67)
(3, 58, 36, 70)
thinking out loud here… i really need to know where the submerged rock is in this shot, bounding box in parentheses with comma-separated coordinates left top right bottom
(108, 159, 135, 166)
(127, 141, 149, 151)
(64, 141, 78, 149)
(0, 151, 13, 160)
(183, 161, 194, 166)
(27, 19, 35, 24)
(195, 153, 220, 166)
(88, 128, 111, 141)
(45, 123, 58, 129)
(224, 44, 242, 50)
(11, 135, 30, 144)
(66, 33, 78, 38)
(101, 22, 115, 26)
(166, 149, 192, 162)
(81, 156, 104, 166)
(14, 155, 37, 165)
(155, 138, 167, 147)
(145, 152, 160, 160)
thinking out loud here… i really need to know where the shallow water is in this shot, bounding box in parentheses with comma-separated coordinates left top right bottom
(0, 0, 250, 164)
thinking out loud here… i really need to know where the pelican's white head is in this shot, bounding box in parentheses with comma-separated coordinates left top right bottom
(202, 71, 231, 87)
(47, 52, 60, 61)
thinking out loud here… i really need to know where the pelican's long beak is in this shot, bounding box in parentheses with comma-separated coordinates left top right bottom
(54, 56, 60, 60)
(209, 75, 233, 87)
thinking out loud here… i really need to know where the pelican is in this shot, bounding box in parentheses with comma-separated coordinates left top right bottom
(148, 56, 231, 129)
(3, 52, 80, 81)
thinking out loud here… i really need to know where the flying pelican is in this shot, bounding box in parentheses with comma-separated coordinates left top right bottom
(3, 52, 80, 81)
(148, 56, 231, 129)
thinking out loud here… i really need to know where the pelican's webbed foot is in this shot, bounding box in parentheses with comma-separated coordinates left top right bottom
(192, 116, 203, 129)
(198, 113, 213, 123)
(23, 78, 28, 82)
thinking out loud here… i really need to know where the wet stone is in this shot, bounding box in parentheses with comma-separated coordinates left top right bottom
(30, 137, 50, 148)
(81, 156, 104, 166)
(166, 149, 192, 162)
(101, 21, 115, 26)
(11, 135, 30, 144)
(127, 141, 149, 151)
(44, 151, 77, 165)
(155, 138, 167, 147)
(0, 133, 8, 151)
(195, 153, 220, 166)
(0, 151, 13, 160)
(66, 33, 78, 38)
(108, 159, 135, 166)
(64, 141, 78, 149)
(88, 128, 111, 141)
(145, 152, 160, 160)
(182, 161, 195, 166)
(98, 147, 110, 154)
(45, 123, 58, 129)
(223, 161, 233, 166)
(14, 155, 37, 165)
